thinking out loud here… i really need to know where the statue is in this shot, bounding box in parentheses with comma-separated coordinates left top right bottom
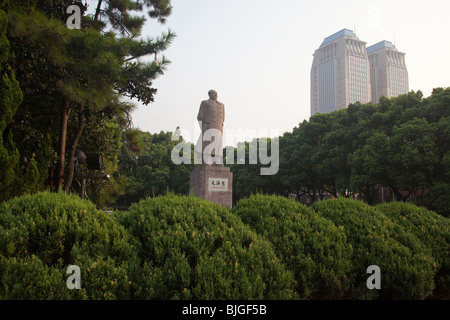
(190, 89, 232, 208)
(195, 90, 225, 165)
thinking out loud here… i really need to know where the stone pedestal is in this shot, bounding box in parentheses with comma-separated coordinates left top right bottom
(190, 165, 233, 208)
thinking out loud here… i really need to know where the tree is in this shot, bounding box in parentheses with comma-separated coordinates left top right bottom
(318, 109, 354, 198)
(348, 92, 444, 204)
(278, 89, 449, 212)
(348, 132, 386, 204)
(387, 118, 437, 201)
(0, 0, 50, 202)
(279, 115, 329, 203)
(73, 111, 128, 208)
(5, 0, 175, 200)
(226, 138, 283, 202)
(115, 130, 193, 208)
(422, 93, 450, 215)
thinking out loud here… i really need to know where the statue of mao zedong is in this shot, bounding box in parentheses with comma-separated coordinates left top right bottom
(195, 90, 225, 165)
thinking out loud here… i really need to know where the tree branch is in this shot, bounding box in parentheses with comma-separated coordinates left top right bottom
(94, 0, 103, 21)
(64, 103, 86, 194)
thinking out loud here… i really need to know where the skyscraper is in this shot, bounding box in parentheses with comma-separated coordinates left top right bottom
(310, 29, 409, 116)
(311, 29, 371, 116)
(367, 41, 409, 104)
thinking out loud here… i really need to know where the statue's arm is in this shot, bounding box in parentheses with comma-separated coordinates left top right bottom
(197, 102, 205, 121)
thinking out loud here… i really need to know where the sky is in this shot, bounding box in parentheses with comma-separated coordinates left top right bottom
(116, 0, 450, 146)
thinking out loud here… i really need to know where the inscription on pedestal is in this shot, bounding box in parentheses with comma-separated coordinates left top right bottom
(190, 165, 233, 208)
(208, 178, 228, 192)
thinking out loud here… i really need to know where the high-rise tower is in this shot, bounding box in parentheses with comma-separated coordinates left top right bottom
(367, 40, 409, 103)
(311, 29, 371, 116)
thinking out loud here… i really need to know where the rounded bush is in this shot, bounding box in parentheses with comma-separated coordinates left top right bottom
(233, 194, 353, 299)
(0, 192, 136, 299)
(112, 194, 298, 300)
(376, 201, 450, 299)
(312, 198, 436, 300)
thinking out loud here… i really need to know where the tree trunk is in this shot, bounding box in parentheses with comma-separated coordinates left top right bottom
(390, 186, 404, 202)
(309, 187, 316, 203)
(94, 0, 103, 21)
(366, 186, 375, 205)
(64, 104, 86, 194)
(56, 101, 70, 191)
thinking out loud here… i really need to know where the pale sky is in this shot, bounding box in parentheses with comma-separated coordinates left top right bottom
(124, 0, 450, 145)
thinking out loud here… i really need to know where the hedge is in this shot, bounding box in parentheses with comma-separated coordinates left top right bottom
(312, 198, 437, 299)
(112, 194, 298, 300)
(0, 192, 136, 299)
(376, 201, 450, 298)
(232, 194, 353, 299)
(1, 191, 445, 300)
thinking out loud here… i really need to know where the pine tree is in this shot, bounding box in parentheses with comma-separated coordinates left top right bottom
(5, 0, 175, 198)
(0, 1, 24, 201)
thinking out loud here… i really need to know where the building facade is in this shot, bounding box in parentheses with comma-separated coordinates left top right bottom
(311, 29, 371, 116)
(311, 29, 408, 116)
(367, 40, 409, 104)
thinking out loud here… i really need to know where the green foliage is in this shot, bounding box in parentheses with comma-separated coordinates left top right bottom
(227, 139, 283, 202)
(1, 190, 448, 300)
(274, 89, 450, 214)
(2, 0, 175, 201)
(115, 130, 193, 207)
(1, 2, 52, 202)
(280, 118, 328, 202)
(112, 194, 298, 300)
(311, 198, 436, 300)
(75, 115, 127, 208)
(232, 194, 353, 299)
(376, 202, 450, 298)
(0, 192, 136, 299)
(0, 2, 20, 198)
(0, 255, 68, 299)
(423, 182, 450, 217)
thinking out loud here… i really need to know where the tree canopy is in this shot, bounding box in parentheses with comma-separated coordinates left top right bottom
(1, 0, 175, 202)
(229, 89, 450, 216)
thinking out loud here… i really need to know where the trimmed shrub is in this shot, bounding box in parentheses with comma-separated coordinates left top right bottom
(312, 198, 436, 300)
(376, 201, 450, 299)
(112, 194, 298, 300)
(0, 192, 136, 299)
(233, 194, 353, 299)
(0, 255, 67, 299)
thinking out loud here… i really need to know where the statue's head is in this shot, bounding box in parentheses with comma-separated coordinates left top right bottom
(208, 90, 218, 100)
